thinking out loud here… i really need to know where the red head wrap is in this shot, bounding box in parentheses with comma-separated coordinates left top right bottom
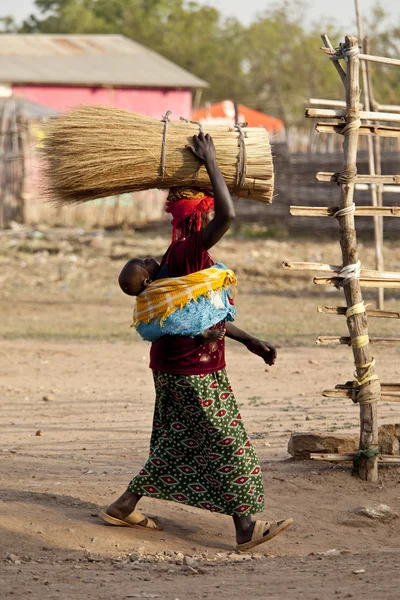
(166, 188, 214, 241)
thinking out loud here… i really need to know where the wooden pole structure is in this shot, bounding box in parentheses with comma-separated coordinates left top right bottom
(324, 34, 380, 481)
(355, 0, 384, 309)
(306, 108, 400, 122)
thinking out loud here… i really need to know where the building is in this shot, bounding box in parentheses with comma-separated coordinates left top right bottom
(0, 34, 207, 118)
(193, 100, 284, 136)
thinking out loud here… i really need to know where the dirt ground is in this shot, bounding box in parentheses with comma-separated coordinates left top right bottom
(1, 226, 400, 599)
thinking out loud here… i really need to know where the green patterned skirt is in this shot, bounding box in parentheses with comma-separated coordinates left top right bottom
(128, 370, 264, 517)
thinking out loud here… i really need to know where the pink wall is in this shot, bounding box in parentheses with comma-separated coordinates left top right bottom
(12, 85, 193, 119)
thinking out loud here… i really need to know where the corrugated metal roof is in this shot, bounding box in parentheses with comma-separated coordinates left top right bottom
(0, 34, 208, 89)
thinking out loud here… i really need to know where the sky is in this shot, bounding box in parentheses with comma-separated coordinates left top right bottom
(2, 0, 399, 30)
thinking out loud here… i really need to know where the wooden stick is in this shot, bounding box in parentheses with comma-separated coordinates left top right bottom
(336, 381, 400, 392)
(321, 34, 346, 84)
(314, 277, 400, 288)
(317, 305, 400, 319)
(359, 53, 400, 67)
(290, 205, 400, 217)
(316, 172, 400, 184)
(321, 35, 379, 480)
(310, 453, 400, 463)
(323, 388, 400, 401)
(308, 98, 347, 108)
(306, 108, 400, 123)
(321, 46, 400, 67)
(376, 104, 400, 113)
(355, 184, 400, 193)
(317, 336, 400, 346)
(283, 261, 400, 279)
(316, 122, 400, 137)
(357, 27, 385, 311)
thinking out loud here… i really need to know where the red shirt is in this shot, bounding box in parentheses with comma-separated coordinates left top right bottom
(149, 231, 226, 375)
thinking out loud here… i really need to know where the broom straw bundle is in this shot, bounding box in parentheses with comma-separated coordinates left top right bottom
(42, 105, 274, 205)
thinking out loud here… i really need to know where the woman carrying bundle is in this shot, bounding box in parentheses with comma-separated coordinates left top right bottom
(100, 132, 292, 552)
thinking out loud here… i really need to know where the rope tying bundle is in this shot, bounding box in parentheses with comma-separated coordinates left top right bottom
(345, 301, 366, 319)
(160, 110, 172, 179)
(335, 260, 361, 288)
(351, 334, 369, 349)
(354, 358, 378, 387)
(337, 167, 358, 185)
(179, 116, 204, 132)
(179, 117, 204, 182)
(233, 123, 248, 194)
(333, 203, 356, 218)
(334, 42, 361, 62)
(354, 378, 380, 405)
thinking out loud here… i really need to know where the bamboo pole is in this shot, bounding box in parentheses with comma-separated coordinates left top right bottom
(316, 172, 400, 184)
(323, 388, 400, 400)
(355, 184, 400, 193)
(283, 261, 400, 279)
(290, 205, 400, 217)
(376, 104, 400, 113)
(310, 453, 400, 463)
(322, 34, 380, 481)
(358, 54, 400, 67)
(364, 36, 385, 286)
(321, 34, 346, 84)
(355, 1, 384, 309)
(321, 46, 400, 67)
(306, 108, 400, 123)
(317, 336, 400, 346)
(314, 276, 400, 288)
(317, 306, 400, 319)
(337, 382, 400, 392)
(308, 98, 347, 108)
(315, 122, 400, 137)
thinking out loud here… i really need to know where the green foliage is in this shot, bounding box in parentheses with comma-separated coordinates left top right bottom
(6, 0, 400, 127)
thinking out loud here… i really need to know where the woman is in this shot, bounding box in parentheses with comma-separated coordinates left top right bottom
(101, 133, 292, 552)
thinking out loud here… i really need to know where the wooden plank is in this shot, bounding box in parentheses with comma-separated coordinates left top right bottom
(317, 305, 400, 319)
(316, 122, 400, 137)
(306, 107, 400, 123)
(290, 205, 400, 217)
(316, 172, 400, 184)
(310, 453, 400, 463)
(283, 261, 400, 279)
(317, 336, 400, 346)
(314, 276, 400, 288)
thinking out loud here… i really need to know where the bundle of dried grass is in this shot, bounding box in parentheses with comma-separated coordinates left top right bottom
(42, 105, 274, 205)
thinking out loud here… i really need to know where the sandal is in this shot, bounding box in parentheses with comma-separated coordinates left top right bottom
(99, 509, 162, 531)
(236, 518, 293, 552)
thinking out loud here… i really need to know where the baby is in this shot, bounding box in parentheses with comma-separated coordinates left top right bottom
(118, 257, 235, 343)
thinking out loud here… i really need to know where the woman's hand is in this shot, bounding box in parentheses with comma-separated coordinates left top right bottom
(186, 132, 216, 167)
(244, 338, 277, 366)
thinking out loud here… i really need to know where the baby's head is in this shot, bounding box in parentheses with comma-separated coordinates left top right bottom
(118, 257, 160, 296)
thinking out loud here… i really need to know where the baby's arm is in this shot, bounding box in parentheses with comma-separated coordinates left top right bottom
(196, 327, 226, 345)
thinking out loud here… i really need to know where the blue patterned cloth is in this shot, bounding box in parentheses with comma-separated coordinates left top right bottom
(136, 262, 236, 342)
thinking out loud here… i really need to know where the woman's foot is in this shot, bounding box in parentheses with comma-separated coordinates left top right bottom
(233, 515, 256, 544)
(233, 515, 293, 551)
(106, 490, 141, 520)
